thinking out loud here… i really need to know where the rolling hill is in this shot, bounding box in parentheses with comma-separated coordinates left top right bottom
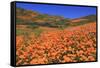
(16, 7, 96, 29)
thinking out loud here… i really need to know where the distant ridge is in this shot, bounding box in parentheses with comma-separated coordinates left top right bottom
(16, 7, 96, 28)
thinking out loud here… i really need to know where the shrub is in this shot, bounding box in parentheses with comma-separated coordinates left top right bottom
(33, 28, 43, 37)
(27, 24, 39, 29)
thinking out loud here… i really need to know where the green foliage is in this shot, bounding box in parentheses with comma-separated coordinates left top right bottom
(50, 20, 70, 29)
(16, 29, 24, 35)
(27, 23, 39, 29)
(36, 14, 49, 19)
(16, 19, 24, 24)
(71, 20, 91, 26)
(83, 15, 96, 22)
(33, 28, 43, 37)
(16, 25, 42, 37)
(74, 56, 81, 61)
(16, 29, 28, 36)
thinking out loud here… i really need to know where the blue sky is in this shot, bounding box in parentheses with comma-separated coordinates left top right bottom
(16, 2, 96, 19)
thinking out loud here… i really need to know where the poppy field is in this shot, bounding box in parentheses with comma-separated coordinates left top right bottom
(16, 22, 97, 65)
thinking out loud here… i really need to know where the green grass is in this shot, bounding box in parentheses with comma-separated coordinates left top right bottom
(33, 28, 43, 37)
(16, 29, 24, 35)
(16, 27, 43, 37)
(71, 20, 92, 26)
(27, 24, 39, 29)
(16, 29, 28, 36)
